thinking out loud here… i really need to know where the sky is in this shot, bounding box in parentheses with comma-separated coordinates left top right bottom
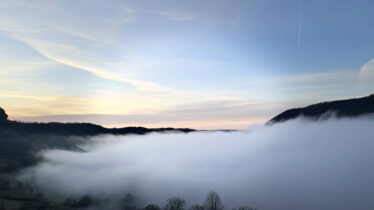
(1, 0, 374, 129)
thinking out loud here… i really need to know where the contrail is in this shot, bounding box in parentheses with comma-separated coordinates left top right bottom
(298, 0, 302, 47)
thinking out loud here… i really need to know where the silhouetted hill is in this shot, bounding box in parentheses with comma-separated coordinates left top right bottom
(0, 107, 195, 173)
(0, 107, 195, 136)
(268, 94, 374, 124)
(4, 121, 194, 136)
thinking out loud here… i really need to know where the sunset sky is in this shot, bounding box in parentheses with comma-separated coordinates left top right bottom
(1, 0, 374, 129)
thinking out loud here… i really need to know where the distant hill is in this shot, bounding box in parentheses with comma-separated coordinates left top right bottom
(268, 94, 374, 124)
(0, 107, 195, 136)
(0, 106, 195, 173)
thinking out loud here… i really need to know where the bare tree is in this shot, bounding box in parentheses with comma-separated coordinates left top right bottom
(77, 195, 94, 208)
(233, 206, 257, 210)
(144, 204, 161, 210)
(204, 191, 224, 210)
(0, 107, 8, 125)
(121, 193, 137, 210)
(164, 197, 186, 210)
(189, 204, 205, 210)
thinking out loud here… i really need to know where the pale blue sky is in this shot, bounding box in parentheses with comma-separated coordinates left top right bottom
(1, 0, 374, 129)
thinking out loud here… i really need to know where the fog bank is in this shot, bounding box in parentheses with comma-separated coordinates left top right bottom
(20, 118, 374, 210)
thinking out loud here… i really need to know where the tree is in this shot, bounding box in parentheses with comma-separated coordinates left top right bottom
(144, 204, 161, 210)
(0, 203, 5, 210)
(77, 195, 93, 208)
(0, 107, 8, 125)
(121, 193, 137, 210)
(189, 204, 205, 210)
(233, 206, 257, 210)
(63, 198, 77, 207)
(0, 179, 10, 190)
(204, 191, 224, 210)
(164, 197, 186, 210)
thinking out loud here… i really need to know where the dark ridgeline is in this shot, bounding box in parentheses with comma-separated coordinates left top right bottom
(0, 106, 194, 173)
(5, 121, 194, 136)
(268, 94, 374, 124)
(0, 107, 195, 136)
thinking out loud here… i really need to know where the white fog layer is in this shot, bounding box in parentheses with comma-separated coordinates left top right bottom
(20, 118, 374, 210)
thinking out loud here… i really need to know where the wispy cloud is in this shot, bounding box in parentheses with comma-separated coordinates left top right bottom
(151, 10, 197, 22)
(0, 0, 168, 91)
(25, 42, 169, 91)
(0, 94, 96, 116)
(0, 94, 55, 102)
(358, 59, 374, 82)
